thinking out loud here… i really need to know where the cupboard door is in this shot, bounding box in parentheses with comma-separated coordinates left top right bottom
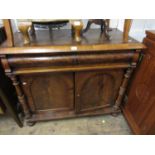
(75, 70, 124, 113)
(20, 72, 74, 114)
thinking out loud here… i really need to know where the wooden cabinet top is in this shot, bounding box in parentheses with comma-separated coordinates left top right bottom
(0, 29, 146, 55)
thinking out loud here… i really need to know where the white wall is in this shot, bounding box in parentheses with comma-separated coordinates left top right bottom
(110, 19, 155, 42)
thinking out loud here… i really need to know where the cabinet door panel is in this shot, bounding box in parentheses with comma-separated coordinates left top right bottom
(75, 70, 124, 113)
(20, 72, 74, 113)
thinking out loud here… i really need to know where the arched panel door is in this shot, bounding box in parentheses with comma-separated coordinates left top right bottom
(20, 72, 74, 114)
(75, 70, 124, 113)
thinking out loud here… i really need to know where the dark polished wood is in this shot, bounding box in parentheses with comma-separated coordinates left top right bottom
(20, 72, 74, 113)
(123, 30, 155, 134)
(0, 28, 145, 126)
(75, 70, 124, 113)
(8, 75, 31, 119)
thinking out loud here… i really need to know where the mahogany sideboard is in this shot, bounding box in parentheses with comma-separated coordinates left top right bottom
(0, 29, 145, 126)
(123, 30, 155, 134)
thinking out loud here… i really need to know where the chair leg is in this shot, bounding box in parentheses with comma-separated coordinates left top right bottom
(123, 19, 132, 42)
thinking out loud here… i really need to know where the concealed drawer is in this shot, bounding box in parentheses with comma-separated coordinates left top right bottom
(6, 51, 139, 75)
(8, 51, 137, 68)
(76, 52, 136, 65)
(8, 53, 76, 69)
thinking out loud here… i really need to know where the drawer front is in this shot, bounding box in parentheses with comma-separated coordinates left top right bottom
(8, 53, 76, 69)
(6, 51, 139, 75)
(76, 52, 136, 65)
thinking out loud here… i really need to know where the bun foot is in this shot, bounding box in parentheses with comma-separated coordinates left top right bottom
(27, 121, 36, 127)
(111, 112, 119, 117)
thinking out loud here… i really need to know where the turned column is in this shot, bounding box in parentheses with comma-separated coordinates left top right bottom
(113, 67, 134, 113)
(8, 75, 31, 119)
(112, 50, 139, 115)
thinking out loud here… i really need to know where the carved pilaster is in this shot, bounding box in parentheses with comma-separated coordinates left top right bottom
(0, 55, 11, 73)
(8, 75, 31, 119)
(113, 67, 134, 113)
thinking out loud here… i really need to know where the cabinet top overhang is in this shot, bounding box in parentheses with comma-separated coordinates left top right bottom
(0, 29, 146, 55)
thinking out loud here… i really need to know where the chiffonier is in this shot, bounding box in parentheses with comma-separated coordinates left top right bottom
(0, 20, 145, 126)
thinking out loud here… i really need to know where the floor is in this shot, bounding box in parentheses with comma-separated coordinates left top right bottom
(0, 114, 132, 135)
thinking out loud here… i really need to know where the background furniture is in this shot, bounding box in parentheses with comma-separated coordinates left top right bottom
(31, 20, 69, 34)
(123, 30, 155, 134)
(0, 25, 6, 114)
